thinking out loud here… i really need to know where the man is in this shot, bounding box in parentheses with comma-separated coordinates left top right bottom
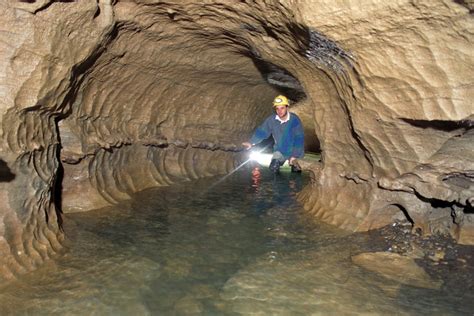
(242, 95, 304, 173)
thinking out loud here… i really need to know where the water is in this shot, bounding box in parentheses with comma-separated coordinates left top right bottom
(0, 168, 472, 315)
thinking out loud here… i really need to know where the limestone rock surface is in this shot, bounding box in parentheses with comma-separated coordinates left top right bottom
(0, 0, 473, 281)
(351, 252, 442, 290)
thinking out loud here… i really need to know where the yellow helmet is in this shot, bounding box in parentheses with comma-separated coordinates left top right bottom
(273, 95, 289, 107)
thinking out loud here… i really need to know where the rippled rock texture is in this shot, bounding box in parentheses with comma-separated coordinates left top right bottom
(0, 0, 472, 281)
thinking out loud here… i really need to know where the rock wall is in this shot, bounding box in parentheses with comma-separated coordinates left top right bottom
(0, 0, 472, 281)
(0, 0, 114, 283)
(294, 0, 474, 244)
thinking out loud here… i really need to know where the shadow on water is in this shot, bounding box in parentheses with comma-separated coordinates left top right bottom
(0, 158, 15, 182)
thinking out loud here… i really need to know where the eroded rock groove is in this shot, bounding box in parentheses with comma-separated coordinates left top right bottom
(0, 0, 472, 282)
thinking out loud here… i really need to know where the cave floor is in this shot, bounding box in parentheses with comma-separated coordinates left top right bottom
(0, 168, 473, 315)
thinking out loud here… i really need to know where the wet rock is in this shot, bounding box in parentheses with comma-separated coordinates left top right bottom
(428, 249, 446, 262)
(352, 252, 442, 290)
(163, 258, 192, 278)
(407, 244, 425, 259)
(1, 0, 473, 282)
(457, 258, 467, 265)
(174, 295, 204, 315)
(221, 248, 427, 314)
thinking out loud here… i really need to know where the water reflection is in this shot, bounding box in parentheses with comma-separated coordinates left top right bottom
(0, 168, 472, 315)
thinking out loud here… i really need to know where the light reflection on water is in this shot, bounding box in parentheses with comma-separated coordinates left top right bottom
(0, 169, 472, 315)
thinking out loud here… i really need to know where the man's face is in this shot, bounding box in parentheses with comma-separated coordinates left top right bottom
(275, 105, 288, 119)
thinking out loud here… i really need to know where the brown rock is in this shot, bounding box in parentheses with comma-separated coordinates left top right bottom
(352, 252, 442, 290)
(0, 0, 472, 281)
(174, 295, 204, 315)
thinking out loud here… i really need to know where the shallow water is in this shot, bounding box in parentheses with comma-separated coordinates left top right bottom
(0, 168, 472, 315)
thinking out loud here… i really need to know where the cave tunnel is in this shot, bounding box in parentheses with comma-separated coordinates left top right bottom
(55, 1, 337, 212)
(1, 1, 473, 310)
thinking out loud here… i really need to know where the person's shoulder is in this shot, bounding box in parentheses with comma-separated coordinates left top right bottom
(265, 114, 277, 122)
(290, 112, 302, 122)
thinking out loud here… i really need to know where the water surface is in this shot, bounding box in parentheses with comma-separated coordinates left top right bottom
(0, 168, 472, 315)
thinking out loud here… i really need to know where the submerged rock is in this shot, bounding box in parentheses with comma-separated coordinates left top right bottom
(351, 252, 442, 290)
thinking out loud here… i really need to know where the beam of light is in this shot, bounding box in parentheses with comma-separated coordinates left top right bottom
(207, 145, 271, 192)
(249, 151, 289, 167)
(207, 157, 253, 192)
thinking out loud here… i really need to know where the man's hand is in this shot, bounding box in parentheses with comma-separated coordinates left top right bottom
(242, 142, 252, 150)
(289, 157, 302, 173)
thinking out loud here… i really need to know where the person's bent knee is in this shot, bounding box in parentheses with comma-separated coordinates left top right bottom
(271, 151, 285, 163)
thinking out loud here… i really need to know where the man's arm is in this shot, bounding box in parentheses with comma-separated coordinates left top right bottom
(242, 116, 272, 149)
(290, 116, 305, 159)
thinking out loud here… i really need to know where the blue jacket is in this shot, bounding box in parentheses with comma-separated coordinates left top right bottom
(250, 112, 304, 159)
